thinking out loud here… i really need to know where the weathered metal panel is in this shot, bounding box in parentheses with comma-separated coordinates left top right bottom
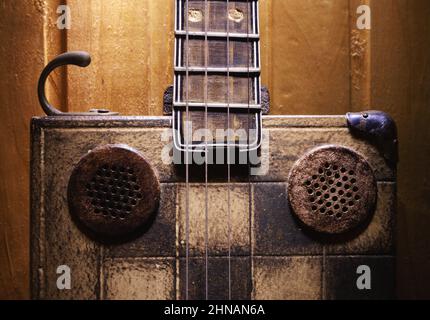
(31, 115, 396, 300)
(252, 257, 323, 300)
(38, 124, 100, 299)
(102, 258, 176, 300)
(105, 184, 177, 258)
(324, 256, 395, 300)
(178, 257, 252, 300)
(177, 184, 251, 257)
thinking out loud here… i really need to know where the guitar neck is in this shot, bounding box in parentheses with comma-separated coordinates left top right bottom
(173, 0, 261, 110)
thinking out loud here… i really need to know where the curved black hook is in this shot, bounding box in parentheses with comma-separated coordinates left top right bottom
(38, 51, 91, 115)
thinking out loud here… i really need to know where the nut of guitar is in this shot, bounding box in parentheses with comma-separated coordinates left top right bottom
(288, 145, 377, 235)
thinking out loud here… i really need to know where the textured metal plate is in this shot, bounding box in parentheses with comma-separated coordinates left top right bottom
(68, 144, 160, 241)
(288, 145, 377, 235)
(30, 115, 396, 300)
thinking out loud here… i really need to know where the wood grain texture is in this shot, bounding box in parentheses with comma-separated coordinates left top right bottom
(0, 0, 65, 300)
(349, 0, 371, 110)
(66, 0, 174, 115)
(369, 0, 430, 299)
(261, 0, 351, 115)
(0, 0, 429, 299)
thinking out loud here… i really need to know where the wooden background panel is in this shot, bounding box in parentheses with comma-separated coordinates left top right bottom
(66, 0, 351, 116)
(261, 0, 351, 115)
(349, 0, 371, 110)
(0, 0, 430, 299)
(0, 0, 65, 300)
(66, 0, 174, 115)
(370, 0, 430, 299)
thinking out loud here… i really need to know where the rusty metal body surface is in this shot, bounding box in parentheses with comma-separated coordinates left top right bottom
(31, 114, 396, 300)
(68, 144, 161, 241)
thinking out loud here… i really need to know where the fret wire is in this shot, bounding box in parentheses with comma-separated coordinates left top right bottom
(173, 102, 261, 110)
(175, 30, 260, 39)
(175, 67, 260, 73)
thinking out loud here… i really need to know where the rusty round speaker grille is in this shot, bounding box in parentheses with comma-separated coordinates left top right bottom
(86, 165, 142, 220)
(288, 146, 377, 235)
(68, 144, 160, 240)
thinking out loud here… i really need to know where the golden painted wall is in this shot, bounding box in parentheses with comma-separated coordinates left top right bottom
(0, 0, 429, 299)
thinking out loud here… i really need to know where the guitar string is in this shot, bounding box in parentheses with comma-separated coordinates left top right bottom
(182, 0, 257, 300)
(185, 0, 190, 301)
(247, 0, 252, 299)
(184, 0, 255, 300)
(204, 0, 209, 301)
(226, 0, 232, 301)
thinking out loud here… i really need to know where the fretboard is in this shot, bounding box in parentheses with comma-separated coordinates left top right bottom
(173, 0, 262, 151)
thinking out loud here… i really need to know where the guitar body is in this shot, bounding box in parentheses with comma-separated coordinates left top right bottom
(30, 0, 397, 300)
(30, 114, 396, 300)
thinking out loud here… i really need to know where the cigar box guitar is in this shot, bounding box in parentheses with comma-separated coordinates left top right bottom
(31, 0, 397, 300)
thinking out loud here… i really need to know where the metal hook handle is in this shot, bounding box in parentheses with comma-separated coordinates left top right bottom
(37, 51, 117, 116)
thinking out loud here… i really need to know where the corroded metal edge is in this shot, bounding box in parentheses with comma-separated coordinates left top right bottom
(31, 116, 172, 128)
(347, 111, 399, 166)
(31, 114, 347, 128)
(30, 121, 44, 299)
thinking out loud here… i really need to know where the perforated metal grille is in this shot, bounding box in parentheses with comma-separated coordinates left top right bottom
(86, 165, 143, 220)
(288, 146, 377, 235)
(68, 144, 160, 240)
(305, 163, 362, 220)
